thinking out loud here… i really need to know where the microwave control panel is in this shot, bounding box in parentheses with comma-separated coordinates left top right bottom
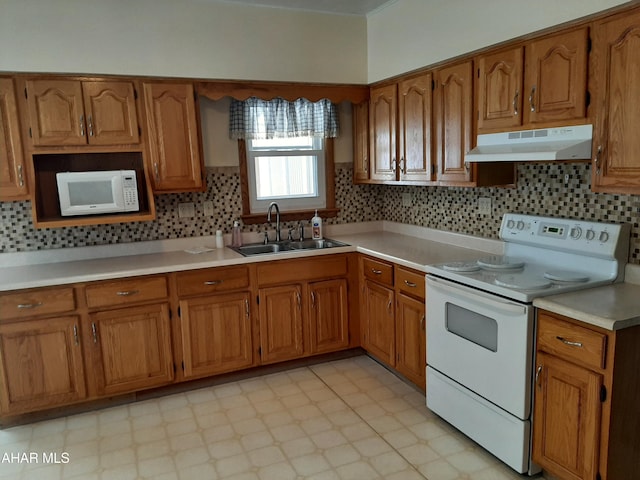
(122, 173, 139, 211)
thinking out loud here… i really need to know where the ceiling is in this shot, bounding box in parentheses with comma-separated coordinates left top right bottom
(214, 0, 394, 15)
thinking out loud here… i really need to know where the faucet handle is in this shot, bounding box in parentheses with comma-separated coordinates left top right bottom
(262, 230, 269, 245)
(298, 221, 305, 241)
(287, 228, 294, 241)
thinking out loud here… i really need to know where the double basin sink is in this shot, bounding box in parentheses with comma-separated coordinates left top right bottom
(229, 238, 349, 256)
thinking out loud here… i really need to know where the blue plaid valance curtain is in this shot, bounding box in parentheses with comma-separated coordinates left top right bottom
(229, 97, 339, 140)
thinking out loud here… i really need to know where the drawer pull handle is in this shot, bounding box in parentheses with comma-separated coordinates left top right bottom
(420, 315, 425, 331)
(245, 299, 250, 317)
(556, 336, 583, 348)
(204, 280, 223, 286)
(535, 365, 543, 387)
(371, 269, 382, 275)
(116, 290, 139, 296)
(311, 291, 316, 307)
(73, 324, 79, 346)
(17, 302, 43, 309)
(404, 280, 417, 288)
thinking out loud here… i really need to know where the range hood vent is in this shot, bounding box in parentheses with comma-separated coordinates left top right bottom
(465, 124, 592, 163)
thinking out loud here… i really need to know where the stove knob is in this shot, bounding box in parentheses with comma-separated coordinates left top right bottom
(570, 227, 582, 239)
(586, 229, 596, 241)
(506, 219, 515, 229)
(599, 231, 609, 243)
(516, 221, 525, 230)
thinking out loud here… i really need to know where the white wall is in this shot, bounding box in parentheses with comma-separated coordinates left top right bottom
(0, 0, 367, 84)
(199, 97, 354, 167)
(367, 0, 632, 82)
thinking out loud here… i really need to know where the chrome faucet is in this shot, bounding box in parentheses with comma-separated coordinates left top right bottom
(267, 202, 281, 242)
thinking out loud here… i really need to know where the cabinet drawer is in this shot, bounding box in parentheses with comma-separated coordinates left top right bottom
(396, 266, 425, 299)
(176, 266, 250, 296)
(0, 287, 76, 321)
(362, 257, 393, 287)
(85, 276, 168, 309)
(537, 312, 607, 370)
(257, 255, 348, 285)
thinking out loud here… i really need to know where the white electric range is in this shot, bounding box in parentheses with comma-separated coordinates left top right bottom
(424, 214, 630, 475)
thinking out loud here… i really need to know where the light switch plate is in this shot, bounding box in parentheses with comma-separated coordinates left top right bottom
(402, 193, 412, 207)
(178, 202, 195, 218)
(203, 201, 214, 217)
(478, 197, 492, 215)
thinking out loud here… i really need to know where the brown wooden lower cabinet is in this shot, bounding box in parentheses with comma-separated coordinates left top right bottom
(361, 279, 395, 366)
(533, 310, 640, 480)
(395, 293, 426, 389)
(87, 303, 174, 396)
(0, 316, 86, 416)
(258, 284, 305, 364)
(179, 292, 253, 379)
(0, 254, 355, 421)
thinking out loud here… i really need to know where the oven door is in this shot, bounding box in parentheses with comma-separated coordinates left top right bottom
(426, 275, 534, 419)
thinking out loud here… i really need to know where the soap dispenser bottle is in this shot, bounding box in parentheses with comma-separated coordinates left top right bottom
(231, 220, 243, 247)
(311, 210, 323, 240)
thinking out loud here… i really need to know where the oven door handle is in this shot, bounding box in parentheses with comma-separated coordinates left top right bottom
(427, 275, 527, 315)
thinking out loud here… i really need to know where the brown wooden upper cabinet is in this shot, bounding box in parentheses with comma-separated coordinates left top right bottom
(590, 8, 640, 194)
(0, 77, 28, 200)
(477, 28, 589, 132)
(368, 72, 433, 184)
(434, 60, 474, 185)
(143, 82, 206, 192)
(24, 79, 140, 146)
(352, 100, 370, 183)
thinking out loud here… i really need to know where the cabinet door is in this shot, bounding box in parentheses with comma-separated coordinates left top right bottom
(435, 60, 474, 185)
(352, 101, 370, 183)
(591, 10, 640, 194)
(25, 79, 86, 146)
(362, 280, 395, 366)
(308, 278, 349, 354)
(369, 84, 397, 181)
(82, 81, 140, 145)
(143, 83, 205, 192)
(533, 351, 602, 480)
(179, 292, 253, 379)
(88, 303, 173, 396)
(398, 73, 433, 182)
(0, 316, 86, 415)
(524, 28, 588, 125)
(477, 47, 524, 130)
(258, 285, 304, 364)
(395, 293, 425, 389)
(0, 78, 28, 199)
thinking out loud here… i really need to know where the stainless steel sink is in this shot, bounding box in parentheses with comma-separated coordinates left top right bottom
(288, 239, 348, 250)
(229, 238, 348, 256)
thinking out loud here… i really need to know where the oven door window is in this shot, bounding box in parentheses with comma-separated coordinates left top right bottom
(445, 302, 498, 352)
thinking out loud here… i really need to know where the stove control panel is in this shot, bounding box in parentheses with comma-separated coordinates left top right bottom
(500, 214, 630, 258)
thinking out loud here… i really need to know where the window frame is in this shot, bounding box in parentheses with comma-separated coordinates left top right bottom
(238, 138, 339, 225)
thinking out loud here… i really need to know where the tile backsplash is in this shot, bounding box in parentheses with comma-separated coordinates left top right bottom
(1, 163, 638, 264)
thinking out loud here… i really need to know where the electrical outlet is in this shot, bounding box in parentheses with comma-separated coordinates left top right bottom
(478, 197, 492, 215)
(178, 202, 195, 218)
(203, 201, 214, 217)
(402, 193, 412, 207)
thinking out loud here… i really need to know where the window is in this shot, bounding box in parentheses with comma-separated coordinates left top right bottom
(246, 136, 326, 212)
(231, 96, 339, 223)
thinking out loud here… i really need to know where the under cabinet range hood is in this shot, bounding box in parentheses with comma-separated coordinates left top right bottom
(465, 124, 592, 163)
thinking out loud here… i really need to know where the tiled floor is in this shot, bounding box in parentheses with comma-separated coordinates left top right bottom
(0, 355, 536, 480)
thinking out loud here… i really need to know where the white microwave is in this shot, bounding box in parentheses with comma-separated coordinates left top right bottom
(56, 170, 139, 216)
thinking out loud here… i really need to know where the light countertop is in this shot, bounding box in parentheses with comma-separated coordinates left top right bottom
(2, 221, 638, 331)
(0, 222, 497, 292)
(533, 282, 640, 331)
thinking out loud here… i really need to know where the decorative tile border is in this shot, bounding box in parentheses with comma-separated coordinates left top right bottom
(1, 164, 638, 264)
